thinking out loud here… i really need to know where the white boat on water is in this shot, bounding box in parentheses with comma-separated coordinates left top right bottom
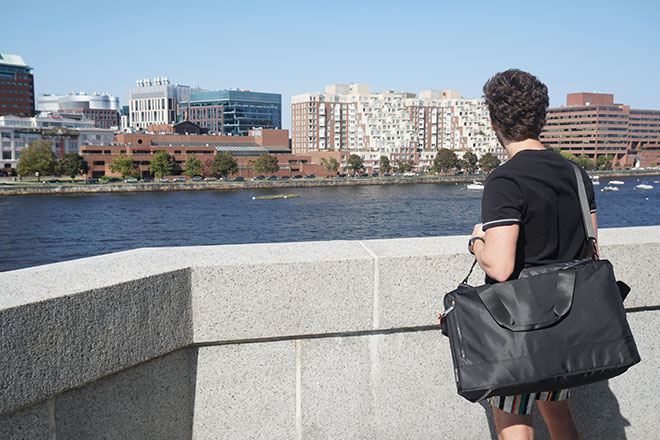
(635, 184, 654, 190)
(608, 180, 625, 185)
(603, 186, 619, 191)
(466, 181, 484, 190)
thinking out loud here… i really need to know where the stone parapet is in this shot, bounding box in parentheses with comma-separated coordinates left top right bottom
(1, 226, 658, 439)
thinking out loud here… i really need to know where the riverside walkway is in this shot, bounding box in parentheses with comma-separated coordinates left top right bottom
(1, 227, 658, 439)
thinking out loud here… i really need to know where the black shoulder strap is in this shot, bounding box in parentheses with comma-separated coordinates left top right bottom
(569, 161, 598, 257)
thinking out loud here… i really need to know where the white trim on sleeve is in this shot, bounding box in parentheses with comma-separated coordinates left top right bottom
(482, 218, 521, 228)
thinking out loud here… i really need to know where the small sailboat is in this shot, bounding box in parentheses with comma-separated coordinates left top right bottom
(635, 183, 654, 190)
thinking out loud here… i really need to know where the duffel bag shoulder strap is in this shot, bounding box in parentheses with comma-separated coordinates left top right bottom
(569, 161, 598, 258)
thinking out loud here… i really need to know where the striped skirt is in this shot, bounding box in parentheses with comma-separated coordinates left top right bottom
(489, 389, 570, 415)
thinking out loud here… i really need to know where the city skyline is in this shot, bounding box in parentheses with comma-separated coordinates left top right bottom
(2, 0, 659, 130)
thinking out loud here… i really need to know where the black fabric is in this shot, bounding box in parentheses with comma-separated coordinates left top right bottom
(481, 150, 596, 281)
(442, 259, 641, 403)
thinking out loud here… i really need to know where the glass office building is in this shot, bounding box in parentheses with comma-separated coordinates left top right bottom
(178, 90, 281, 136)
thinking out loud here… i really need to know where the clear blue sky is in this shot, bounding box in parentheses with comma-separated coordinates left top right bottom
(3, 0, 659, 130)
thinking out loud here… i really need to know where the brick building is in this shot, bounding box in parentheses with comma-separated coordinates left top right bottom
(0, 54, 35, 118)
(541, 93, 660, 168)
(79, 129, 327, 178)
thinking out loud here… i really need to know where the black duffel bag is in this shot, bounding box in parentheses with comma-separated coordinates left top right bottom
(440, 162, 640, 403)
(441, 258, 640, 402)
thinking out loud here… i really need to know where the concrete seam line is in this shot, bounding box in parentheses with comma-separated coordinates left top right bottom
(48, 397, 56, 440)
(295, 340, 302, 440)
(192, 325, 442, 347)
(358, 241, 380, 330)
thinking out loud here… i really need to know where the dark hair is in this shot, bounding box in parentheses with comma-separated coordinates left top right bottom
(482, 69, 549, 142)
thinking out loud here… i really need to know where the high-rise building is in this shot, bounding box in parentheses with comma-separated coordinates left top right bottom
(540, 93, 660, 168)
(37, 92, 120, 129)
(0, 115, 114, 170)
(291, 84, 502, 170)
(178, 90, 282, 136)
(126, 77, 193, 129)
(0, 54, 35, 117)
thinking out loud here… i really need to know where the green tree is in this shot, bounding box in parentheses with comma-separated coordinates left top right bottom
(249, 153, 279, 174)
(576, 154, 594, 170)
(110, 153, 139, 178)
(58, 153, 88, 179)
(596, 154, 614, 170)
(149, 151, 174, 178)
(183, 154, 204, 177)
(379, 155, 391, 174)
(462, 152, 479, 173)
(319, 157, 340, 177)
(560, 151, 577, 162)
(479, 152, 501, 172)
(347, 154, 364, 175)
(211, 151, 238, 178)
(17, 139, 57, 178)
(432, 149, 459, 173)
(396, 160, 414, 173)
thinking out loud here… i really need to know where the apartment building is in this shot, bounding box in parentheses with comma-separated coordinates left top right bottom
(0, 53, 35, 118)
(126, 77, 194, 129)
(541, 93, 660, 167)
(178, 90, 281, 136)
(38, 92, 120, 129)
(291, 84, 502, 170)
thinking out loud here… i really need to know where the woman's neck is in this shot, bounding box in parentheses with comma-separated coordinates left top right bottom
(503, 139, 546, 158)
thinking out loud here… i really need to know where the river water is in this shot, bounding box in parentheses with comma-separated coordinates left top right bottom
(1, 175, 658, 272)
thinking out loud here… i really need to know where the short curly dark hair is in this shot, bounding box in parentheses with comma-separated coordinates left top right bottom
(482, 69, 549, 142)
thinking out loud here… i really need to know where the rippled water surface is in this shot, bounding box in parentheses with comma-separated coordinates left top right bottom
(1, 175, 658, 272)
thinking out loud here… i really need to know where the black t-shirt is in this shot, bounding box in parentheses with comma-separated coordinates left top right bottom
(481, 149, 596, 282)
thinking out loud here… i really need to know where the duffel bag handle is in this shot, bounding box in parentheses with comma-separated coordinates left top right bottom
(476, 269, 577, 331)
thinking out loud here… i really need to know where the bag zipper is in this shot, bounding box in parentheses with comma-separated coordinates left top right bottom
(447, 299, 466, 358)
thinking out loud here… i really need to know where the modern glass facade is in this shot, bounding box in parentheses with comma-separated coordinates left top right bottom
(179, 90, 281, 136)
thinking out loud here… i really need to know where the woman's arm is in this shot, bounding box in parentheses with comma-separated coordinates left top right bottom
(470, 223, 519, 282)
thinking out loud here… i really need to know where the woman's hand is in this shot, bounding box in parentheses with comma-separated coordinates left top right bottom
(471, 223, 485, 240)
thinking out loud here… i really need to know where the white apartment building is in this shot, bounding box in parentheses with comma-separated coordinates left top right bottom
(0, 115, 114, 169)
(292, 84, 504, 171)
(126, 77, 193, 130)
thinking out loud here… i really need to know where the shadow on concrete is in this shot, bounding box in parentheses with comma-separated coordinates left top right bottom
(53, 347, 198, 440)
(479, 381, 629, 440)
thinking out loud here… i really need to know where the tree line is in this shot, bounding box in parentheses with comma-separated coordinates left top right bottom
(14, 139, 617, 181)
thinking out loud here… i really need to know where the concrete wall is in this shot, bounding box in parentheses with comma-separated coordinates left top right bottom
(1, 226, 658, 439)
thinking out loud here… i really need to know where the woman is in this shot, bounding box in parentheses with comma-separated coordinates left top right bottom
(469, 69, 597, 440)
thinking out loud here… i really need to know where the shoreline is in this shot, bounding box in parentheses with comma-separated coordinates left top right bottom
(1, 169, 658, 196)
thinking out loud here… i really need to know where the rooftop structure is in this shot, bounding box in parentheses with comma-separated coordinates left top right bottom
(38, 92, 120, 129)
(126, 77, 197, 130)
(0, 53, 35, 117)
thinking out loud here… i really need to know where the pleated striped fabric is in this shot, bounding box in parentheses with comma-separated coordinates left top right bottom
(488, 389, 571, 415)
